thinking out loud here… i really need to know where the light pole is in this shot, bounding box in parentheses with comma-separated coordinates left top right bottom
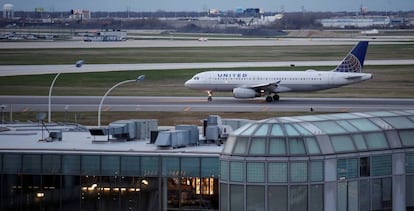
(0, 104, 6, 123)
(48, 60, 84, 123)
(98, 75, 145, 127)
(48, 72, 61, 123)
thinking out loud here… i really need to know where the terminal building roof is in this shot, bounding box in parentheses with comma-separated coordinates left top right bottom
(0, 110, 413, 157)
(222, 110, 414, 156)
(0, 124, 222, 156)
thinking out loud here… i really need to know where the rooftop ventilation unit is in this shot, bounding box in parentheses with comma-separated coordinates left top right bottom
(89, 119, 158, 142)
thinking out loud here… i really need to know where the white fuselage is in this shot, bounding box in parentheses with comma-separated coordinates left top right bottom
(185, 70, 373, 94)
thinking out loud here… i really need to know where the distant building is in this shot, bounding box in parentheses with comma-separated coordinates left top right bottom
(2, 3, 14, 19)
(70, 9, 91, 20)
(318, 16, 391, 28)
(84, 29, 127, 42)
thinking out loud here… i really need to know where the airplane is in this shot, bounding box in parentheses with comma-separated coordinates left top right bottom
(184, 41, 373, 102)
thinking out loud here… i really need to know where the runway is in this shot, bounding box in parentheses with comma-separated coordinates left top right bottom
(1, 59, 414, 76)
(0, 96, 413, 113)
(1, 38, 413, 49)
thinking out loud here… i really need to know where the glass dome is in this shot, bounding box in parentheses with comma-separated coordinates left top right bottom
(222, 110, 414, 156)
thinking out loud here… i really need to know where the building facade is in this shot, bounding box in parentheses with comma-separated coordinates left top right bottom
(1, 110, 414, 210)
(219, 110, 414, 211)
(0, 152, 219, 210)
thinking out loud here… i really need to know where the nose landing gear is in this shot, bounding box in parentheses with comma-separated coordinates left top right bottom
(207, 91, 213, 101)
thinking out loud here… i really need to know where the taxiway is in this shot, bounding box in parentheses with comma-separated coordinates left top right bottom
(0, 96, 412, 113)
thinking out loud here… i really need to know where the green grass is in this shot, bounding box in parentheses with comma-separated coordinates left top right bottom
(1, 43, 413, 124)
(0, 44, 413, 65)
(0, 65, 413, 98)
(8, 111, 316, 126)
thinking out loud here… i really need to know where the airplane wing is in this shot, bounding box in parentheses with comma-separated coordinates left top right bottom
(247, 81, 281, 93)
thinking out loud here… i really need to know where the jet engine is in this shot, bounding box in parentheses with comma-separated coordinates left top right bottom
(233, 87, 260, 99)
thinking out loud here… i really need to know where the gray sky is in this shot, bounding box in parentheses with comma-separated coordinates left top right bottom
(1, 0, 413, 12)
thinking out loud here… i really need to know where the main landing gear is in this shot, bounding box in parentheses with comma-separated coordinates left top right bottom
(207, 91, 213, 101)
(265, 94, 280, 103)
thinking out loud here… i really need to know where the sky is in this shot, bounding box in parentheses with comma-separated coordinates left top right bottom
(1, 0, 413, 12)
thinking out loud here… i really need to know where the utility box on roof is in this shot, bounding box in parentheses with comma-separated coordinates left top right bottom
(155, 130, 191, 148)
(175, 125, 199, 145)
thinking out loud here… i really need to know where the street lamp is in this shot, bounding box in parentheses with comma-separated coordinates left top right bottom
(48, 60, 84, 123)
(48, 72, 62, 123)
(0, 104, 6, 123)
(97, 75, 145, 127)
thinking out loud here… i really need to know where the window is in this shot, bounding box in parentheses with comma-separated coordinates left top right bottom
(406, 153, 414, 173)
(220, 184, 228, 211)
(101, 155, 120, 176)
(22, 154, 41, 174)
(372, 155, 392, 176)
(365, 132, 388, 150)
(310, 184, 324, 211)
(330, 135, 355, 152)
(285, 124, 301, 136)
(290, 185, 308, 211)
(42, 154, 61, 174)
(314, 121, 348, 134)
(247, 162, 264, 183)
(81, 155, 100, 175)
(223, 136, 236, 154)
(3, 154, 21, 173)
(268, 162, 287, 183)
(254, 124, 269, 136)
(353, 134, 367, 151)
(310, 161, 324, 182)
(290, 162, 307, 182)
(230, 161, 244, 182)
(246, 186, 265, 211)
(269, 138, 286, 155)
(348, 119, 380, 132)
(249, 138, 266, 155)
(62, 154, 80, 175)
(268, 186, 288, 211)
(407, 175, 414, 210)
(233, 137, 249, 154)
(121, 156, 140, 176)
(305, 137, 321, 154)
(360, 157, 370, 177)
(241, 124, 258, 136)
(141, 156, 159, 176)
(270, 124, 284, 136)
(372, 178, 392, 210)
(182, 157, 200, 177)
(220, 160, 229, 181)
(201, 157, 219, 178)
(399, 130, 414, 146)
(337, 158, 358, 179)
(162, 157, 179, 177)
(230, 185, 244, 211)
(289, 138, 306, 155)
(359, 179, 370, 210)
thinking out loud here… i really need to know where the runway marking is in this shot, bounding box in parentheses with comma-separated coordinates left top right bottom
(184, 107, 192, 112)
(261, 107, 270, 112)
(340, 108, 350, 112)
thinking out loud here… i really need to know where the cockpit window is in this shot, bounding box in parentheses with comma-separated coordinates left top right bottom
(193, 77, 199, 80)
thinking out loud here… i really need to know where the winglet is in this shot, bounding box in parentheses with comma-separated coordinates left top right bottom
(334, 41, 369, 73)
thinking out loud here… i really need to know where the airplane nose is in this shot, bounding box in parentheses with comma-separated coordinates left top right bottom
(184, 80, 191, 88)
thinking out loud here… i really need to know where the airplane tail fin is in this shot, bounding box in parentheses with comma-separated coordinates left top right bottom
(334, 41, 369, 73)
